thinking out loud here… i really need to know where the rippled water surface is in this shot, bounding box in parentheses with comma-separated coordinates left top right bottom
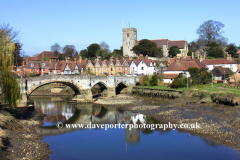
(29, 97, 240, 160)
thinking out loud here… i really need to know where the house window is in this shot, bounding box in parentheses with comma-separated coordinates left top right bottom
(104, 68, 106, 71)
(91, 68, 93, 71)
(133, 67, 134, 70)
(31, 68, 33, 72)
(17, 68, 21, 71)
(128, 46, 129, 49)
(97, 68, 99, 71)
(111, 68, 113, 71)
(142, 67, 144, 70)
(125, 68, 127, 71)
(127, 33, 129, 37)
(81, 68, 83, 72)
(42, 68, 45, 72)
(42, 63, 45, 66)
(118, 67, 120, 71)
(31, 63, 34, 67)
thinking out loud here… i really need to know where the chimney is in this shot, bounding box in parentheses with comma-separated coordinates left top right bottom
(205, 55, 206, 60)
(192, 52, 194, 59)
(197, 51, 200, 59)
(116, 57, 118, 60)
(140, 54, 143, 60)
(164, 59, 166, 67)
(65, 57, 67, 62)
(124, 55, 129, 60)
(74, 57, 77, 62)
(110, 56, 114, 61)
(79, 56, 82, 63)
(97, 56, 101, 61)
(145, 55, 148, 59)
(130, 56, 133, 60)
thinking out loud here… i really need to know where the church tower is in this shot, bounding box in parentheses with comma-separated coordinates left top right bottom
(122, 28, 137, 57)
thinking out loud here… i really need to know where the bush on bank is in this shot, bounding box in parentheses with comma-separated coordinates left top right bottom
(139, 73, 164, 87)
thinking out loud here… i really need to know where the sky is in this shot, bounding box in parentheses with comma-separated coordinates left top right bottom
(1, 0, 240, 56)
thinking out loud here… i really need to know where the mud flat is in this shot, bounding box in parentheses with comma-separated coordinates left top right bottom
(0, 107, 52, 159)
(118, 95, 240, 151)
(94, 94, 143, 106)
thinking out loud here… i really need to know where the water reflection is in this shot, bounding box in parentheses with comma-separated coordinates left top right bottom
(30, 97, 240, 160)
(29, 97, 75, 126)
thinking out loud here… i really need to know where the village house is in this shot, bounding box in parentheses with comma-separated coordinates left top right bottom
(164, 58, 207, 83)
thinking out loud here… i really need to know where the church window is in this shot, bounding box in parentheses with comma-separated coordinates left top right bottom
(127, 33, 129, 37)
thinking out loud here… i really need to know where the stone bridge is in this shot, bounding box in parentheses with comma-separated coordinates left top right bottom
(17, 75, 140, 107)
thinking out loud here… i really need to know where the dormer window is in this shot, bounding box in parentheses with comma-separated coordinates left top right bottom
(31, 63, 34, 67)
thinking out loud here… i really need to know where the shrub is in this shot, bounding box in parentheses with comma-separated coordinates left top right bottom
(139, 75, 147, 86)
(171, 79, 186, 88)
(150, 74, 158, 86)
(144, 76, 152, 87)
(27, 71, 37, 77)
(157, 73, 165, 82)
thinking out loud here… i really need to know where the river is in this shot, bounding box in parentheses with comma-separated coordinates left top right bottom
(29, 96, 240, 160)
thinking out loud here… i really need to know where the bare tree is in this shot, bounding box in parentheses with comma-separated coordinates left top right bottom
(100, 41, 111, 55)
(196, 20, 227, 47)
(62, 45, 76, 57)
(51, 43, 61, 52)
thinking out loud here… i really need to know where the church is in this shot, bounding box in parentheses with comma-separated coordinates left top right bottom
(122, 27, 188, 57)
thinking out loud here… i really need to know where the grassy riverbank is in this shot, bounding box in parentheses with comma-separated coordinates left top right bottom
(136, 83, 240, 95)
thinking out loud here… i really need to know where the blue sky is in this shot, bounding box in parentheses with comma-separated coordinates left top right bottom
(1, 0, 240, 56)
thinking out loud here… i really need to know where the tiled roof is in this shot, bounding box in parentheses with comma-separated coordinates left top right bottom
(165, 59, 207, 71)
(168, 40, 187, 49)
(203, 59, 237, 65)
(38, 51, 60, 59)
(164, 74, 178, 79)
(213, 66, 233, 75)
(135, 39, 187, 49)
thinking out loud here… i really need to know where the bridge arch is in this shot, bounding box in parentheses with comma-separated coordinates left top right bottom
(91, 82, 108, 98)
(116, 82, 127, 95)
(27, 80, 82, 97)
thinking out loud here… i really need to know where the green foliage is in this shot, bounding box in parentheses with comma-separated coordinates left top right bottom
(187, 67, 211, 85)
(175, 73, 184, 79)
(80, 49, 88, 60)
(58, 54, 64, 61)
(0, 24, 20, 108)
(169, 45, 180, 57)
(139, 75, 147, 86)
(157, 73, 165, 83)
(87, 43, 100, 58)
(226, 44, 237, 56)
(42, 57, 50, 61)
(27, 71, 37, 77)
(187, 49, 194, 56)
(133, 57, 137, 59)
(150, 74, 158, 86)
(131, 39, 157, 56)
(74, 51, 79, 58)
(205, 42, 224, 58)
(171, 79, 186, 88)
(144, 76, 152, 87)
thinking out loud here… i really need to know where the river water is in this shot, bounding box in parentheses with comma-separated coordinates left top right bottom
(29, 96, 240, 160)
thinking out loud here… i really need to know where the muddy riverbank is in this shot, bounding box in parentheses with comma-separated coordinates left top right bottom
(0, 107, 52, 159)
(97, 94, 240, 151)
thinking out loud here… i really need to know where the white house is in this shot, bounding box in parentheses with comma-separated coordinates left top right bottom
(201, 59, 237, 72)
(164, 59, 207, 83)
(129, 59, 156, 75)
